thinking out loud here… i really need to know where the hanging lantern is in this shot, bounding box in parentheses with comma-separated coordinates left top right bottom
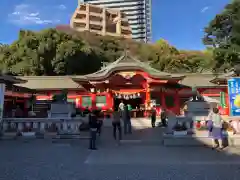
(125, 95, 129, 100)
(137, 93, 140, 97)
(90, 88, 95, 93)
(129, 95, 133, 99)
(133, 94, 136, 99)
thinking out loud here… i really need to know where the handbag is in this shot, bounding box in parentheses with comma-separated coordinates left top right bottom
(207, 120, 213, 132)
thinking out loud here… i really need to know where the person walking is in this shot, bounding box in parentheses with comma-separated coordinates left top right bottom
(123, 105, 132, 134)
(119, 100, 124, 117)
(88, 110, 98, 150)
(160, 108, 167, 127)
(119, 101, 124, 111)
(96, 109, 103, 136)
(151, 105, 157, 128)
(112, 107, 122, 144)
(207, 108, 224, 150)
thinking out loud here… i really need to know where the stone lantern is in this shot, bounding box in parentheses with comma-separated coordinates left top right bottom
(234, 65, 240, 76)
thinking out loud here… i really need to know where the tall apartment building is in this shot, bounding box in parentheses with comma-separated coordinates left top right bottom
(82, 0, 152, 43)
(70, 3, 132, 38)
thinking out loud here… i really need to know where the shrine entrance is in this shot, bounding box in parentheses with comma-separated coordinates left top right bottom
(114, 96, 143, 110)
(113, 91, 146, 117)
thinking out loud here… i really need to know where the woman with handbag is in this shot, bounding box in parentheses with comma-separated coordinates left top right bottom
(207, 108, 224, 150)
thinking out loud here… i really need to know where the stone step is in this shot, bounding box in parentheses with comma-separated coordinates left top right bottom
(103, 118, 161, 128)
(54, 134, 90, 139)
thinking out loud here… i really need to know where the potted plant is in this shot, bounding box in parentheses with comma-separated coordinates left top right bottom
(21, 123, 36, 137)
(227, 126, 234, 136)
(173, 122, 188, 136)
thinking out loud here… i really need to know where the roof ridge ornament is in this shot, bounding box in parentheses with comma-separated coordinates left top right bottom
(123, 49, 130, 56)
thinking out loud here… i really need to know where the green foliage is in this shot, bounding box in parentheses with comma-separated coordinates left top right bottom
(0, 28, 213, 75)
(203, 0, 240, 72)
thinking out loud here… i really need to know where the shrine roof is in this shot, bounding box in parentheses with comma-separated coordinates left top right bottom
(176, 73, 225, 87)
(15, 73, 227, 90)
(81, 52, 185, 80)
(16, 76, 84, 90)
(0, 75, 26, 84)
(210, 71, 235, 84)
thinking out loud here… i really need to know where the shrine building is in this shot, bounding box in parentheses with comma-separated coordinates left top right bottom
(15, 52, 230, 116)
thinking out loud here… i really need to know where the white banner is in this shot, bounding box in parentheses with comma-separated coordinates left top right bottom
(0, 84, 5, 122)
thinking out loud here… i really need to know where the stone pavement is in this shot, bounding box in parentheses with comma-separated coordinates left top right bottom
(1, 120, 240, 180)
(0, 140, 240, 180)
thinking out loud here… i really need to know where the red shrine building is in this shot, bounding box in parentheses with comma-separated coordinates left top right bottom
(16, 52, 231, 116)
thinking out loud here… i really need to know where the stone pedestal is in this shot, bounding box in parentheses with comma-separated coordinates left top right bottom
(167, 100, 211, 135)
(186, 101, 210, 117)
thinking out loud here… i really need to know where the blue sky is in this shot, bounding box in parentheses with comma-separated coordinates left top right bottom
(0, 0, 230, 50)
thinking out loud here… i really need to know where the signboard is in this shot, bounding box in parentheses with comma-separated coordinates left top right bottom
(228, 78, 240, 116)
(0, 84, 5, 122)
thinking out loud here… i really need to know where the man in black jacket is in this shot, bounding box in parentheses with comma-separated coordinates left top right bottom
(151, 105, 157, 128)
(161, 109, 167, 127)
(88, 110, 98, 150)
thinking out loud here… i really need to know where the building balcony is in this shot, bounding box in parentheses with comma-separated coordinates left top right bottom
(73, 18, 87, 24)
(76, 9, 87, 15)
(89, 11, 103, 17)
(89, 20, 102, 26)
(121, 25, 131, 31)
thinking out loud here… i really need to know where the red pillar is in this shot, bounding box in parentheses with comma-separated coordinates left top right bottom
(161, 88, 166, 110)
(175, 90, 180, 115)
(92, 94, 96, 110)
(145, 83, 150, 106)
(106, 92, 113, 110)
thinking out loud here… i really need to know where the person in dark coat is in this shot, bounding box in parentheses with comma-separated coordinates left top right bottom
(160, 109, 167, 127)
(88, 111, 98, 150)
(123, 105, 132, 134)
(112, 107, 122, 143)
(96, 109, 103, 136)
(151, 105, 157, 128)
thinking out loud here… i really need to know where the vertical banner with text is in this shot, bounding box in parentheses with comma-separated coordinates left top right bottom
(228, 78, 240, 116)
(0, 84, 5, 122)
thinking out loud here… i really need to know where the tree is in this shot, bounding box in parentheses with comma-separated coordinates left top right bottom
(0, 29, 102, 75)
(0, 28, 214, 75)
(203, 0, 240, 72)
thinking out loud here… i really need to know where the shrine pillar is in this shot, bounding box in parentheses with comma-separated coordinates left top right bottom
(145, 83, 150, 107)
(175, 90, 180, 115)
(161, 88, 166, 110)
(92, 94, 96, 110)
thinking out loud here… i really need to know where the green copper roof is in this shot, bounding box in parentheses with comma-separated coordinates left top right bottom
(85, 51, 184, 80)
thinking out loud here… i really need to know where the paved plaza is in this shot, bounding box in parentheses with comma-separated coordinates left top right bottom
(1, 122, 240, 180)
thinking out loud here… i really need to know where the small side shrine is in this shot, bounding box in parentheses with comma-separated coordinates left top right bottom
(0, 75, 34, 118)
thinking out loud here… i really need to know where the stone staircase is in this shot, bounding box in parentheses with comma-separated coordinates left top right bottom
(102, 118, 161, 129)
